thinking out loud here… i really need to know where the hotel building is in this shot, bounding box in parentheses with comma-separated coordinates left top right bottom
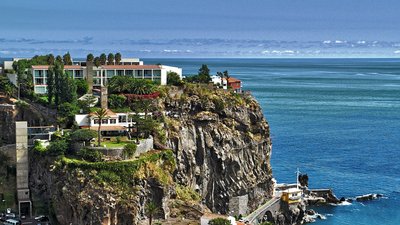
(30, 58, 182, 94)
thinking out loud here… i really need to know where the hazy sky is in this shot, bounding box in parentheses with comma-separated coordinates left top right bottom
(1, 0, 400, 57)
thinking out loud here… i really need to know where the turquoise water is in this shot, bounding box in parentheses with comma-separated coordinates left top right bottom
(146, 58, 400, 225)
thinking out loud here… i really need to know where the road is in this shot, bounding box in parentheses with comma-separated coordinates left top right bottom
(243, 197, 280, 224)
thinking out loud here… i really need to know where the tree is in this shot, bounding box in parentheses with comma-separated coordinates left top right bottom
(58, 70, 78, 104)
(223, 70, 230, 80)
(75, 79, 89, 96)
(167, 72, 182, 86)
(130, 79, 155, 95)
(78, 94, 97, 113)
(115, 52, 122, 65)
(54, 62, 64, 106)
(99, 53, 107, 65)
(47, 66, 55, 104)
(56, 55, 63, 63)
(57, 102, 79, 127)
(145, 202, 159, 225)
(47, 140, 68, 156)
(86, 53, 94, 63)
(70, 129, 97, 146)
(93, 108, 109, 146)
(63, 52, 72, 65)
(47, 54, 55, 65)
(198, 64, 210, 76)
(108, 76, 132, 94)
(107, 53, 115, 65)
(208, 218, 231, 225)
(94, 57, 101, 67)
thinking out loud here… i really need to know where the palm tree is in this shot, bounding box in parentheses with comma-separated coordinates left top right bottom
(145, 201, 159, 225)
(93, 108, 109, 146)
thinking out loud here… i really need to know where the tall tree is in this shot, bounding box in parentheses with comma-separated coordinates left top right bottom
(47, 66, 55, 104)
(94, 57, 101, 67)
(63, 52, 72, 65)
(56, 55, 63, 64)
(198, 64, 210, 76)
(47, 54, 55, 65)
(86, 53, 94, 62)
(93, 108, 109, 147)
(99, 53, 107, 65)
(223, 70, 230, 80)
(54, 62, 64, 106)
(115, 52, 122, 65)
(107, 53, 115, 65)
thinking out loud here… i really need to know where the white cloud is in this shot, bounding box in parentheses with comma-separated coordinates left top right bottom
(394, 50, 400, 54)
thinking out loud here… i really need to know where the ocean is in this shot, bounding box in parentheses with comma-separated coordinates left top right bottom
(145, 58, 400, 225)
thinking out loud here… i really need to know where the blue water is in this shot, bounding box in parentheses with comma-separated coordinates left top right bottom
(146, 58, 400, 225)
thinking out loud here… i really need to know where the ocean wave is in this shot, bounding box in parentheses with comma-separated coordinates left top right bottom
(329, 201, 352, 206)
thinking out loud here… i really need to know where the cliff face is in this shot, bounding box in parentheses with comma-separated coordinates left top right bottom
(29, 85, 275, 224)
(161, 85, 274, 214)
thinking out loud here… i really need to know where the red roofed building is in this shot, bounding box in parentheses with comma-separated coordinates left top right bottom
(223, 77, 242, 93)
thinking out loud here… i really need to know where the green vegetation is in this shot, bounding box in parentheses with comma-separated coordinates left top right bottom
(123, 143, 137, 159)
(145, 201, 160, 225)
(175, 185, 201, 203)
(92, 108, 109, 147)
(86, 53, 94, 62)
(47, 140, 68, 156)
(108, 94, 126, 109)
(0, 77, 16, 99)
(107, 53, 115, 65)
(260, 222, 274, 225)
(115, 52, 122, 65)
(185, 64, 211, 83)
(74, 79, 89, 96)
(63, 52, 72, 65)
(167, 71, 183, 86)
(208, 218, 231, 225)
(77, 148, 103, 162)
(70, 129, 97, 146)
(59, 150, 175, 187)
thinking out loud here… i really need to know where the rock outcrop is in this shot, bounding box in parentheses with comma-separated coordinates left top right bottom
(161, 85, 274, 214)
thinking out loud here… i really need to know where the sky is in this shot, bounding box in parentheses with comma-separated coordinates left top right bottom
(1, 0, 400, 58)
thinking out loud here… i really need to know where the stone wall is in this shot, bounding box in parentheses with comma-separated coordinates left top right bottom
(135, 136, 154, 157)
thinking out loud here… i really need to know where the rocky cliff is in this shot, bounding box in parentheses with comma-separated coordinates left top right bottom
(161, 85, 274, 214)
(28, 85, 277, 224)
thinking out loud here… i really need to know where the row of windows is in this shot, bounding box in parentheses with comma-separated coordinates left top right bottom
(93, 115, 131, 124)
(95, 70, 161, 78)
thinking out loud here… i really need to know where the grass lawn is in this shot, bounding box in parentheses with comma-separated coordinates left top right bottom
(99, 140, 133, 148)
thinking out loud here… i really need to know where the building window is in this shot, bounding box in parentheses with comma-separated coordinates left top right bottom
(94, 119, 100, 124)
(102, 119, 108, 124)
(117, 70, 124, 76)
(110, 119, 117, 124)
(75, 70, 83, 78)
(153, 70, 161, 77)
(34, 86, 47, 94)
(144, 70, 152, 78)
(118, 115, 127, 123)
(125, 70, 133, 76)
(34, 70, 43, 78)
(135, 70, 143, 78)
(35, 78, 44, 85)
(107, 70, 115, 78)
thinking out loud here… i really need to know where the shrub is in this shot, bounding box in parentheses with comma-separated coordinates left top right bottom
(47, 140, 68, 156)
(78, 148, 103, 162)
(109, 94, 126, 109)
(70, 129, 97, 142)
(32, 140, 47, 153)
(167, 72, 183, 86)
(208, 218, 231, 225)
(123, 143, 137, 159)
(212, 98, 225, 112)
(175, 185, 201, 202)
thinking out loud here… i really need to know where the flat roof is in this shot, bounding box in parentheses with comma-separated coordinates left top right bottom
(32, 65, 162, 70)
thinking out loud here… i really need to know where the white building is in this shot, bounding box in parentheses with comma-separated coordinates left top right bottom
(75, 110, 135, 133)
(31, 59, 182, 94)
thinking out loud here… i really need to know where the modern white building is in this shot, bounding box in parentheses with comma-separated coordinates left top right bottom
(31, 59, 182, 94)
(74, 110, 149, 133)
